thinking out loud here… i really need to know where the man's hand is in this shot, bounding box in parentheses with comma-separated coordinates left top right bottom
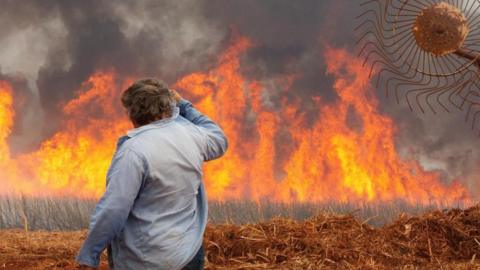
(170, 89, 182, 103)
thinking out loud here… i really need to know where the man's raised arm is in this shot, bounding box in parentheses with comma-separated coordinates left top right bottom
(173, 92, 228, 161)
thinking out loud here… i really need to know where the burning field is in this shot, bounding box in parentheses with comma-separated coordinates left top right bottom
(0, 36, 472, 203)
(1, 0, 480, 269)
(0, 29, 478, 270)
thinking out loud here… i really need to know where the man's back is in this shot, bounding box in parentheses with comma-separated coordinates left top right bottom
(77, 93, 227, 270)
(112, 110, 209, 269)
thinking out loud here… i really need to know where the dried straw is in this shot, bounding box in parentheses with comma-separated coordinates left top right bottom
(205, 205, 480, 269)
(1, 205, 480, 269)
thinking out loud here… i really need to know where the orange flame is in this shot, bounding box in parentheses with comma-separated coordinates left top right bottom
(0, 36, 471, 204)
(0, 82, 13, 165)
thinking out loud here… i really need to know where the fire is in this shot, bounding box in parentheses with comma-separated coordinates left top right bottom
(0, 82, 13, 165)
(0, 74, 131, 197)
(0, 36, 471, 204)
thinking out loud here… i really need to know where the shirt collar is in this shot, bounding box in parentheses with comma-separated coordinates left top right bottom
(126, 107, 180, 138)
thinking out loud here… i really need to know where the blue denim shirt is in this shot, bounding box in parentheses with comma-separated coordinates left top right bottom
(76, 99, 228, 270)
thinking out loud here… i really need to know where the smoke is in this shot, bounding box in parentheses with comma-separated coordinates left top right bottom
(0, 0, 478, 191)
(1, 0, 226, 143)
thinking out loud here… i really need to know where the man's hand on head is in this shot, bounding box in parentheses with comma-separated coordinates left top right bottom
(170, 89, 183, 103)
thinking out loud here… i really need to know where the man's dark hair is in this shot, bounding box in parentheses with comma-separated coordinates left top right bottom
(121, 78, 175, 126)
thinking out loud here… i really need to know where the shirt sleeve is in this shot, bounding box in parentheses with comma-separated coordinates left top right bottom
(178, 99, 228, 161)
(76, 146, 146, 267)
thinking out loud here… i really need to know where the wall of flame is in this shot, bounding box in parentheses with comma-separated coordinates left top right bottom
(0, 37, 471, 204)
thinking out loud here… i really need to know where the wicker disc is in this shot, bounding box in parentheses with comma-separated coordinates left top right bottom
(413, 2, 469, 56)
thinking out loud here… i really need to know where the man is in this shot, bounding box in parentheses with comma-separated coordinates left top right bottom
(76, 78, 228, 269)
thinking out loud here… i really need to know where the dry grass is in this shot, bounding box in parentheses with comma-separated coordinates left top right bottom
(1, 196, 457, 230)
(205, 205, 480, 269)
(0, 230, 107, 270)
(1, 205, 480, 269)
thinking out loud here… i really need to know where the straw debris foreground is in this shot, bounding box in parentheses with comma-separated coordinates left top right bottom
(1, 205, 480, 269)
(204, 205, 480, 269)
